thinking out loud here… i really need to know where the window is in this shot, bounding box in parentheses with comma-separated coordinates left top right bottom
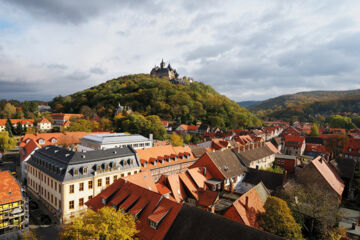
(69, 201, 74, 210)
(149, 220, 158, 229)
(106, 177, 110, 186)
(121, 173, 125, 177)
(59, 200, 61, 208)
(88, 181, 93, 189)
(69, 184, 74, 194)
(74, 169, 78, 175)
(83, 167, 87, 174)
(88, 196, 93, 201)
(113, 175, 118, 182)
(97, 179, 102, 187)
(51, 179, 53, 188)
(51, 194, 53, 204)
(79, 198, 84, 207)
(79, 182, 84, 191)
(55, 182, 57, 191)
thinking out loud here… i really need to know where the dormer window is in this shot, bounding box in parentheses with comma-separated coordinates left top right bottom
(38, 139, 45, 145)
(74, 169, 78, 175)
(26, 139, 30, 144)
(149, 220, 158, 229)
(349, 148, 352, 152)
(83, 167, 87, 174)
(105, 163, 109, 170)
(51, 138, 57, 143)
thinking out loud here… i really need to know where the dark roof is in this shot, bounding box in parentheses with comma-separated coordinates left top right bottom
(206, 149, 247, 179)
(28, 145, 140, 182)
(191, 147, 207, 158)
(236, 146, 274, 166)
(331, 158, 355, 179)
(164, 204, 285, 240)
(271, 137, 282, 147)
(305, 136, 324, 145)
(243, 168, 284, 192)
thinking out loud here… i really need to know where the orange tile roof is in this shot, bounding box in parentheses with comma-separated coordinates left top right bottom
(178, 172, 198, 200)
(265, 142, 280, 154)
(224, 185, 266, 228)
(284, 135, 305, 147)
(310, 156, 344, 196)
(178, 124, 199, 131)
(136, 145, 196, 171)
(187, 167, 213, 189)
(156, 183, 171, 195)
(124, 171, 158, 193)
(197, 190, 219, 207)
(0, 119, 34, 126)
(0, 171, 22, 205)
(19, 131, 108, 147)
(38, 117, 51, 124)
(305, 144, 329, 155)
(51, 113, 83, 120)
(167, 174, 188, 202)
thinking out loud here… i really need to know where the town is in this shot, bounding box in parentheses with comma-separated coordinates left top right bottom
(1, 1, 360, 240)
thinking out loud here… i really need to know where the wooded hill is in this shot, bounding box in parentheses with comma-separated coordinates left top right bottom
(251, 89, 360, 121)
(50, 74, 261, 129)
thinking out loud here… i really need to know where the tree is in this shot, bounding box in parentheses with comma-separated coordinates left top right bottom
(15, 123, 24, 136)
(328, 115, 355, 129)
(310, 123, 319, 136)
(67, 119, 93, 132)
(0, 132, 17, 152)
(321, 227, 347, 240)
(170, 132, 183, 146)
(324, 134, 348, 157)
(5, 119, 14, 137)
(281, 184, 341, 238)
(259, 196, 303, 240)
(99, 118, 112, 131)
(3, 103, 16, 118)
(60, 207, 137, 240)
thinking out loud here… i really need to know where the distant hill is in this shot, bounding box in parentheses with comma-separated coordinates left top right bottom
(251, 89, 360, 121)
(50, 74, 261, 128)
(237, 101, 262, 108)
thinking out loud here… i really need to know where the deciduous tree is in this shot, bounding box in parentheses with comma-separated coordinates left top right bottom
(170, 132, 183, 146)
(60, 207, 137, 240)
(0, 132, 17, 152)
(259, 196, 303, 240)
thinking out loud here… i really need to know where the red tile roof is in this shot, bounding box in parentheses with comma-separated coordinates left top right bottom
(187, 167, 213, 189)
(342, 138, 360, 157)
(38, 117, 51, 124)
(124, 171, 158, 193)
(284, 135, 305, 147)
(178, 124, 199, 131)
(86, 178, 182, 240)
(0, 119, 34, 126)
(50, 113, 83, 120)
(310, 156, 344, 196)
(197, 190, 219, 207)
(19, 131, 108, 147)
(0, 171, 22, 205)
(20, 139, 41, 162)
(305, 143, 329, 155)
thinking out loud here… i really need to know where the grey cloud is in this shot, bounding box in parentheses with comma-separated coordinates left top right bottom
(90, 67, 106, 75)
(2, 0, 163, 24)
(47, 64, 68, 70)
(65, 71, 90, 81)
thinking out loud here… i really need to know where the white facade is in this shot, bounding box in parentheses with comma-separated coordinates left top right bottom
(38, 122, 52, 131)
(249, 154, 276, 169)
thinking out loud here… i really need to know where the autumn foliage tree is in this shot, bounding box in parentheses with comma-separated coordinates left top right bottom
(170, 132, 183, 146)
(0, 132, 17, 152)
(259, 196, 303, 240)
(60, 207, 138, 240)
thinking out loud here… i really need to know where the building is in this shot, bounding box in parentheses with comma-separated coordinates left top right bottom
(37, 118, 52, 131)
(26, 145, 141, 223)
(283, 135, 306, 156)
(50, 113, 83, 127)
(236, 142, 276, 169)
(79, 133, 153, 151)
(0, 171, 29, 238)
(150, 59, 178, 80)
(341, 138, 360, 166)
(86, 176, 285, 240)
(136, 145, 197, 181)
(19, 132, 108, 148)
(304, 143, 329, 158)
(20, 139, 41, 184)
(0, 119, 34, 131)
(191, 149, 248, 192)
(295, 156, 344, 201)
(223, 182, 270, 228)
(274, 154, 298, 174)
(175, 124, 200, 135)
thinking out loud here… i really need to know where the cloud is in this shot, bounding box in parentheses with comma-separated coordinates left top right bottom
(1, 0, 360, 102)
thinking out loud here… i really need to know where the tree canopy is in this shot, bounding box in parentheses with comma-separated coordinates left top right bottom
(60, 207, 137, 240)
(0, 131, 17, 152)
(50, 74, 261, 129)
(259, 196, 303, 240)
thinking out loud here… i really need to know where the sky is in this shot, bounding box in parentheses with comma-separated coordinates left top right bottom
(1, 0, 360, 102)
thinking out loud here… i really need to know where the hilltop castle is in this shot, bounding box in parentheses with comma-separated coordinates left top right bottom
(150, 59, 193, 85)
(150, 59, 179, 80)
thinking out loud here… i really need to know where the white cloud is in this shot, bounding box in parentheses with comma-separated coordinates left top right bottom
(0, 0, 360, 101)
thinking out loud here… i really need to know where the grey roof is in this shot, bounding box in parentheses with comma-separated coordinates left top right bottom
(236, 145, 274, 166)
(164, 205, 285, 240)
(275, 154, 296, 160)
(28, 145, 140, 182)
(206, 149, 247, 179)
(81, 133, 150, 145)
(243, 168, 284, 192)
(253, 182, 270, 203)
(191, 147, 207, 158)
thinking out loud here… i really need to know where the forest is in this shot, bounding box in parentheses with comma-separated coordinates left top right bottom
(49, 74, 261, 129)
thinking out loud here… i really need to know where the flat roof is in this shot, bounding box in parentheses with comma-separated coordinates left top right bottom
(81, 133, 150, 144)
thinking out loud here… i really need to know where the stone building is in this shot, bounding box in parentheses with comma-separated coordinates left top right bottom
(150, 59, 178, 80)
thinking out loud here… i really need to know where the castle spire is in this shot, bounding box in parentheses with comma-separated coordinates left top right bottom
(160, 59, 165, 68)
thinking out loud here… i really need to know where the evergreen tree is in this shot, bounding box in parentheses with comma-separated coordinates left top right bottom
(5, 119, 13, 138)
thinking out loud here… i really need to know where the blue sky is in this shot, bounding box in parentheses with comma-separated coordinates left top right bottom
(1, 0, 360, 102)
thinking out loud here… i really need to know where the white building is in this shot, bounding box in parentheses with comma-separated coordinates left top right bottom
(26, 145, 141, 223)
(37, 118, 52, 131)
(78, 133, 153, 151)
(237, 142, 276, 169)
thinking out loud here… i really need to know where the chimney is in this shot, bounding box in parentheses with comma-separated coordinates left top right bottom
(149, 133, 153, 142)
(245, 196, 249, 209)
(319, 157, 323, 163)
(256, 165, 259, 170)
(203, 167, 207, 176)
(352, 222, 356, 230)
(282, 170, 287, 185)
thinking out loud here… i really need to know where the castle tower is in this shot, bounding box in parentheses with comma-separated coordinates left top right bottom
(160, 59, 165, 68)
